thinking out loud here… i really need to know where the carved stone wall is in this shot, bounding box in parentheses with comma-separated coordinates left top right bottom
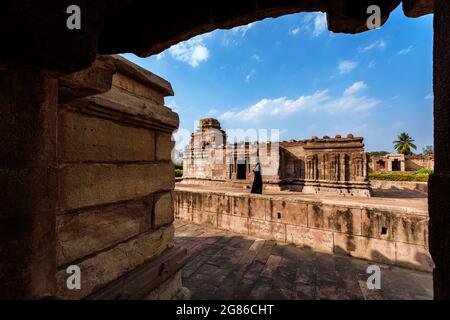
(54, 55, 185, 299)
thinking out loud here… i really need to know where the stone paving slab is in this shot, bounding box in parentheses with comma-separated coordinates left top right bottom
(175, 221, 433, 300)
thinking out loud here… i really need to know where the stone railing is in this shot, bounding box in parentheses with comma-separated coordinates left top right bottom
(174, 188, 433, 272)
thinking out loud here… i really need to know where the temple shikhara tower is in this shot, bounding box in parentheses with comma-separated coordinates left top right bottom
(182, 118, 371, 197)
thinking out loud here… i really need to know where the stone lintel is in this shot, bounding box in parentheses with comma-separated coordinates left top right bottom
(112, 55, 174, 97)
(58, 55, 117, 103)
(403, 0, 434, 18)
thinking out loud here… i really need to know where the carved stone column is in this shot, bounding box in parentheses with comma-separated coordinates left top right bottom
(0, 64, 58, 299)
(429, 0, 450, 300)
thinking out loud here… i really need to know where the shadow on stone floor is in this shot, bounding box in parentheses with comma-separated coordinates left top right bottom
(372, 189, 428, 199)
(174, 222, 433, 300)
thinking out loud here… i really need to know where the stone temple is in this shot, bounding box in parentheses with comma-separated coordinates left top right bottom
(182, 118, 371, 197)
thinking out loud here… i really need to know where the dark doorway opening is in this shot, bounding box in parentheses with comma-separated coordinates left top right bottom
(392, 159, 401, 171)
(237, 161, 247, 180)
(376, 160, 386, 171)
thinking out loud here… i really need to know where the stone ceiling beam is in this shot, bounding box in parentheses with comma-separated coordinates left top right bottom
(97, 0, 403, 56)
(402, 0, 434, 18)
(0, 0, 434, 73)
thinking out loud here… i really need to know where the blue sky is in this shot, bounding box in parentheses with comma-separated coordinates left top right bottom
(124, 6, 433, 153)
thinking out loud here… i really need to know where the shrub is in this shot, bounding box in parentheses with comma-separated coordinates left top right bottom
(415, 169, 433, 175)
(369, 172, 429, 182)
(175, 169, 183, 177)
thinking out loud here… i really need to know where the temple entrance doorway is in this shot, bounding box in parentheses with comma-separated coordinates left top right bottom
(237, 161, 247, 180)
(392, 159, 401, 171)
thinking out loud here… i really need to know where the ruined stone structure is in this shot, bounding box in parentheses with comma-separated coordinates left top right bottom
(2, 0, 449, 300)
(183, 119, 371, 197)
(370, 154, 435, 172)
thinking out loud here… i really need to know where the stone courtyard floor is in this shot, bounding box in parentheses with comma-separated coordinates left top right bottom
(174, 221, 433, 300)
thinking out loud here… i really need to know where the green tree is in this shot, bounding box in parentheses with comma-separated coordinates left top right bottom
(367, 151, 389, 157)
(422, 145, 434, 155)
(393, 132, 417, 155)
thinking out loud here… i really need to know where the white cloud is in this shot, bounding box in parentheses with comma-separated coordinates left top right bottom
(359, 39, 386, 53)
(344, 81, 367, 96)
(230, 23, 255, 37)
(298, 12, 328, 37)
(368, 60, 376, 68)
(337, 60, 359, 74)
(245, 69, 256, 82)
(312, 13, 327, 37)
(289, 27, 300, 36)
(252, 54, 261, 61)
(397, 45, 414, 55)
(219, 83, 380, 123)
(156, 52, 165, 60)
(425, 92, 434, 100)
(220, 22, 257, 47)
(168, 35, 210, 67)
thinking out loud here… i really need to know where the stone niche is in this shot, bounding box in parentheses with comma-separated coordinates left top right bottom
(55, 55, 188, 300)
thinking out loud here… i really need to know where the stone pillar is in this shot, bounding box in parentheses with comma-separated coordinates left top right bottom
(429, 0, 450, 300)
(0, 64, 58, 299)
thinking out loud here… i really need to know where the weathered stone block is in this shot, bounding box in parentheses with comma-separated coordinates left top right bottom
(113, 72, 165, 105)
(144, 270, 183, 300)
(156, 132, 174, 161)
(307, 204, 335, 231)
(393, 213, 428, 246)
(286, 225, 333, 253)
(86, 87, 179, 132)
(269, 199, 307, 226)
(176, 206, 193, 222)
(59, 110, 155, 162)
(56, 199, 152, 266)
(232, 196, 249, 217)
(210, 194, 231, 215)
(218, 214, 249, 235)
(334, 207, 362, 236)
(362, 210, 428, 245)
(249, 219, 286, 242)
(333, 233, 396, 265)
(154, 192, 174, 228)
(192, 210, 218, 228)
(248, 197, 267, 220)
(362, 210, 395, 241)
(56, 225, 174, 299)
(308, 204, 362, 235)
(395, 242, 434, 272)
(59, 162, 174, 210)
(58, 55, 116, 103)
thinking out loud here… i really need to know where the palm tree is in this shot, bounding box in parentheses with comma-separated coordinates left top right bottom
(393, 132, 417, 155)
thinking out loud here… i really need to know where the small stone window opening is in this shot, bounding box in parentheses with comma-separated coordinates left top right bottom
(277, 212, 282, 219)
(381, 227, 388, 235)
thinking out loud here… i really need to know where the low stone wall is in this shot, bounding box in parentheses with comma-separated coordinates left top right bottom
(370, 181, 428, 193)
(174, 189, 433, 272)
